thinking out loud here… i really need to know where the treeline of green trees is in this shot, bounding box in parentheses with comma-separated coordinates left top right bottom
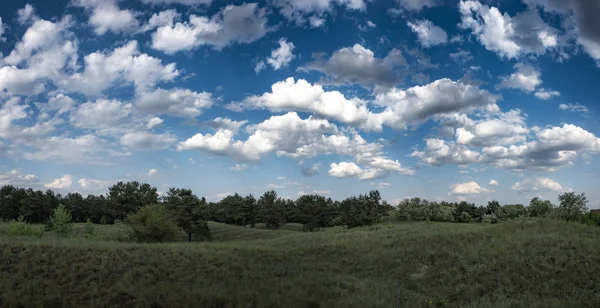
(0, 181, 596, 240)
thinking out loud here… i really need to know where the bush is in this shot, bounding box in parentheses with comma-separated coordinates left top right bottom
(50, 204, 73, 237)
(126, 204, 179, 243)
(84, 219, 95, 239)
(482, 213, 499, 224)
(557, 192, 588, 222)
(430, 203, 454, 222)
(528, 197, 554, 217)
(457, 212, 471, 223)
(501, 204, 527, 220)
(580, 212, 600, 227)
(1, 216, 43, 237)
(395, 198, 431, 221)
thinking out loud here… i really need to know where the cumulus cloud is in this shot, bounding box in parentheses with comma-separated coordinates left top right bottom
(0, 169, 40, 187)
(559, 103, 589, 113)
(275, 0, 366, 27)
(525, 0, 600, 63)
(412, 138, 482, 166)
(267, 38, 296, 70)
(120, 131, 177, 151)
(147, 117, 163, 129)
(17, 4, 36, 24)
(150, 3, 268, 53)
(44, 174, 73, 189)
(454, 110, 529, 147)
(301, 44, 407, 89)
(22, 134, 127, 164)
(499, 64, 542, 93)
(78, 178, 112, 192)
(136, 88, 214, 117)
(511, 177, 569, 193)
(489, 179, 498, 185)
(395, 0, 437, 11)
(407, 19, 448, 47)
(73, 0, 139, 35)
(0, 16, 77, 95)
(301, 163, 320, 176)
(449, 181, 489, 195)
(0, 17, 5, 41)
(329, 161, 363, 178)
(70, 99, 132, 131)
(148, 168, 158, 176)
(141, 0, 212, 5)
(459, 0, 558, 59)
(60, 41, 179, 95)
(535, 88, 560, 100)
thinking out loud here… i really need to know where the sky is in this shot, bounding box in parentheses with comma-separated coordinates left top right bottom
(0, 0, 599, 207)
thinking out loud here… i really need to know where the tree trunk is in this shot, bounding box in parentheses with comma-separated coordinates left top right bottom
(188, 233, 192, 242)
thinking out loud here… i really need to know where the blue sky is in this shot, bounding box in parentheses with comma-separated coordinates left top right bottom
(0, 0, 599, 207)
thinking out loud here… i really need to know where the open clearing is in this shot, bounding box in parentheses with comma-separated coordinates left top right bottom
(2, 219, 600, 307)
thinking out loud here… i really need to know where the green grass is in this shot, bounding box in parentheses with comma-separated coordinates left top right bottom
(2, 219, 600, 307)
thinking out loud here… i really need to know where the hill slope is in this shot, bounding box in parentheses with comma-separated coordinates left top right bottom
(1, 219, 600, 307)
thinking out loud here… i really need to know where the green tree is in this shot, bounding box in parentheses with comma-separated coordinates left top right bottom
(259, 190, 285, 229)
(126, 204, 178, 243)
(340, 190, 384, 228)
(219, 193, 246, 225)
(243, 194, 258, 227)
(50, 204, 73, 237)
(557, 192, 588, 221)
(296, 194, 327, 232)
(528, 197, 554, 217)
(109, 181, 158, 221)
(162, 188, 211, 242)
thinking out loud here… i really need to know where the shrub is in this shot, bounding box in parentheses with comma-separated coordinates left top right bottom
(501, 204, 527, 220)
(84, 219, 95, 239)
(482, 213, 499, 224)
(528, 197, 554, 217)
(50, 204, 73, 237)
(580, 212, 600, 227)
(457, 211, 471, 223)
(430, 203, 454, 222)
(557, 192, 588, 222)
(100, 215, 108, 225)
(126, 204, 179, 243)
(1, 216, 43, 237)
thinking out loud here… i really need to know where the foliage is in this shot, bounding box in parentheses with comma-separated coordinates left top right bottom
(126, 204, 179, 243)
(501, 204, 527, 220)
(295, 194, 332, 232)
(557, 192, 588, 221)
(528, 197, 555, 217)
(163, 188, 211, 242)
(340, 190, 384, 228)
(0, 216, 43, 237)
(50, 204, 73, 237)
(258, 190, 286, 230)
(84, 219, 95, 239)
(109, 181, 158, 222)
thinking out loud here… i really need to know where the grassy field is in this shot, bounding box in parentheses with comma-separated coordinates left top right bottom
(1, 219, 600, 307)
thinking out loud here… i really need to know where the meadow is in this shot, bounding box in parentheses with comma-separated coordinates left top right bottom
(2, 218, 600, 308)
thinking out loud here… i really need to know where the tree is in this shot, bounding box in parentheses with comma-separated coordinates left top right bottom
(259, 190, 285, 229)
(162, 188, 211, 242)
(109, 181, 158, 221)
(486, 200, 501, 215)
(218, 193, 246, 225)
(340, 190, 384, 228)
(62, 193, 86, 222)
(0, 185, 20, 221)
(126, 204, 179, 243)
(50, 204, 73, 237)
(243, 194, 258, 227)
(296, 194, 327, 232)
(528, 197, 554, 217)
(557, 192, 588, 221)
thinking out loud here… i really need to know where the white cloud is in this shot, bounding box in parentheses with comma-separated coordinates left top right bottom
(70, 99, 132, 131)
(329, 161, 363, 178)
(267, 38, 296, 70)
(73, 0, 139, 35)
(499, 64, 542, 92)
(44, 175, 73, 189)
(22, 134, 127, 164)
(407, 19, 448, 47)
(120, 131, 177, 151)
(60, 41, 179, 95)
(230, 163, 248, 171)
(141, 0, 212, 5)
(396, 0, 437, 11)
(534, 88, 560, 100)
(275, 0, 366, 27)
(254, 61, 266, 73)
(148, 168, 158, 176)
(459, 0, 558, 58)
(151, 3, 268, 54)
(147, 117, 164, 129)
(78, 178, 112, 192)
(489, 179, 498, 185)
(0, 169, 40, 187)
(412, 138, 482, 166)
(559, 103, 589, 113)
(301, 44, 406, 89)
(17, 4, 36, 24)
(136, 88, 214, 117)
(512, 177, 569, 193)
(0, 17, 5, 41)
(449, 181, 489, 195)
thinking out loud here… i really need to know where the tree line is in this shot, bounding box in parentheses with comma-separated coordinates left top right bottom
(0, 181, 594, 237)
